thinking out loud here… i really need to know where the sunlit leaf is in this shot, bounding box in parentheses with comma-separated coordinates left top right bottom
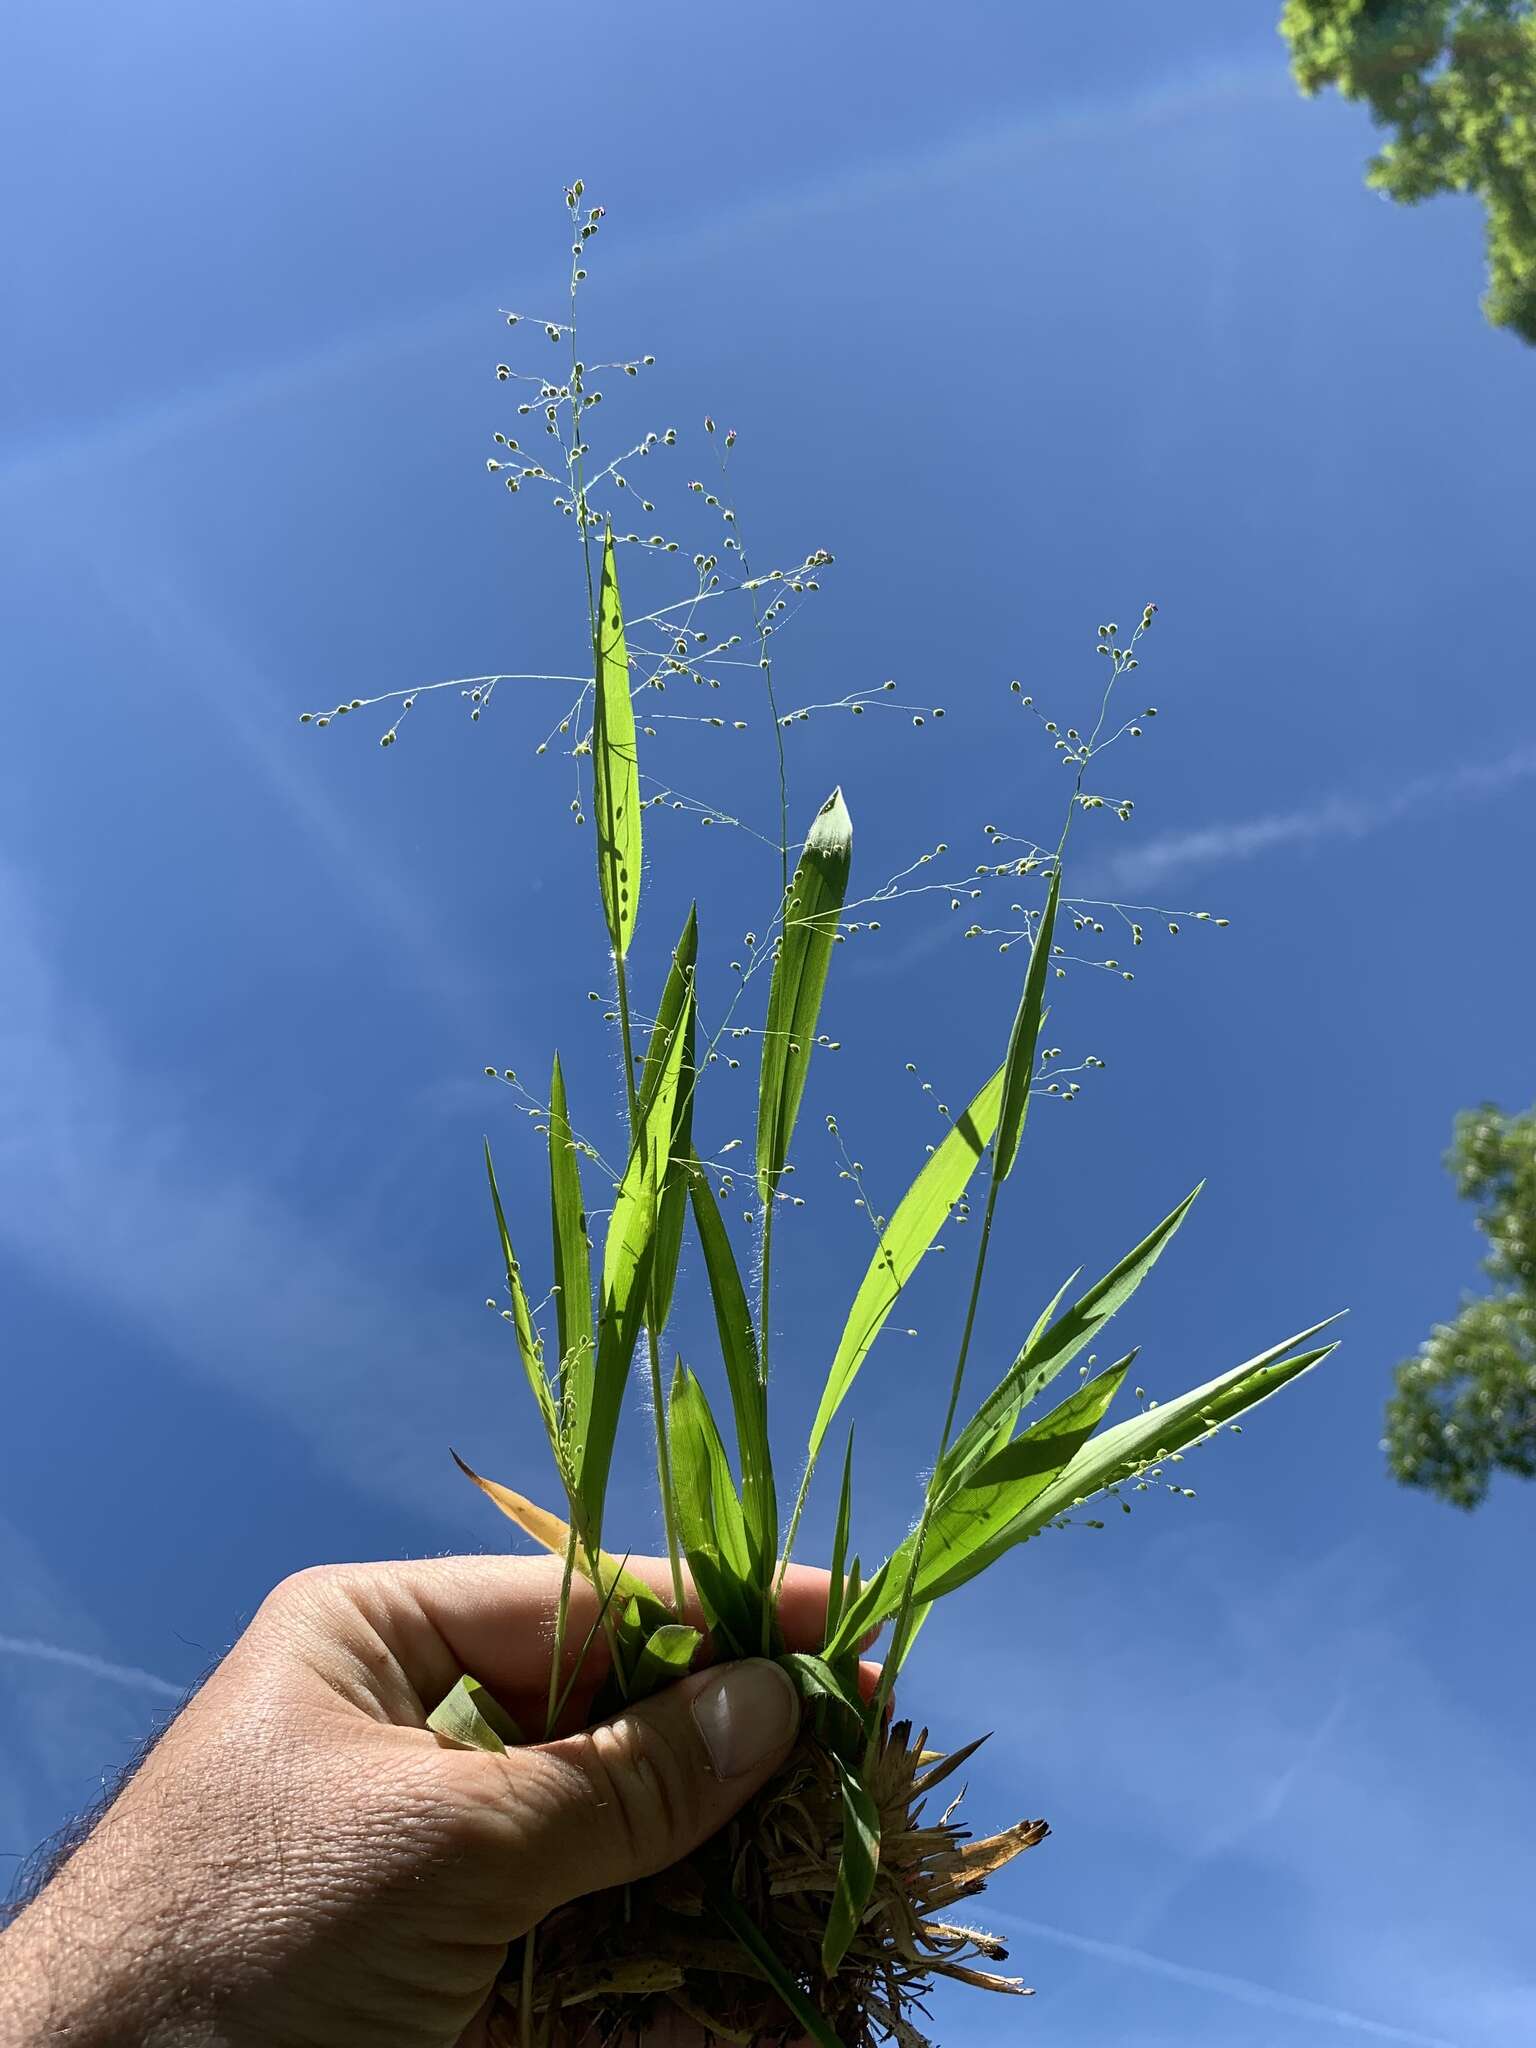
(937, 1186, 1200, 1497)
(640, 907, 698, 1331)
(910, 1321, 1340, 1611)
(584, 980, 695, 1537)
(484, 1140, 558, 1443)
(757, 788, 852, 1203)
(592, 527, 642, 958)
(547, 1053, 594, 1423)
(825, 1428, 855, 1645)
(686, 1158, 775, 1581)
(825, 1363, 1132, 1657)
(807, 1063, 1005, 1472)
(629, 1622, 703, 1700)
(779, 1649, 863, 1758)
(669, 1361, 764, 1656)
(427, 1673, 523, 1752)
(992, 867, 1061, 1183)
(448, 1454, 671, 1636)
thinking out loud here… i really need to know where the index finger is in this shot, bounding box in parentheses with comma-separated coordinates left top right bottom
(272, 1552, 847, 1727)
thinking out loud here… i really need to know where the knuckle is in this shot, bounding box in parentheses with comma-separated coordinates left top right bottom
(577, 1713, 703, 1872)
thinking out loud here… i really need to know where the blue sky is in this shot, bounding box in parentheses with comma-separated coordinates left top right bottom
(3, 3, 1535, 2042)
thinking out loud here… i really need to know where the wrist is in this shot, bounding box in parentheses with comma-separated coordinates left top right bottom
(0, 1842, 181, 2047)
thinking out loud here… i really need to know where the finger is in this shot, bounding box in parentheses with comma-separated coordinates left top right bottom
(265, 1555, 844, 1724)
(494, 1658, 802, 1926)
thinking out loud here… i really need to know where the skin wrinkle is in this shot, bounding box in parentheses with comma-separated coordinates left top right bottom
(1, 1554, 825, 2048)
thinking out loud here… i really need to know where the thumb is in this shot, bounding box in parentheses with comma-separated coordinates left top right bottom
(506, 1658, 801, 1919)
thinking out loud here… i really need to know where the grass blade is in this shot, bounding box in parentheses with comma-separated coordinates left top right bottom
(547, 1053, 594, 1418)
(669, 1360, 764, 1656)
(427, 1673, 523, 1751)
(822, 1365, 1132, 1659)
(825, 1428, 855, 1645)
(686, 1159, 776, 1582)
(484, 1140, 558, 1442)
(822, 1758, 880, 1977)
(917, 1321, 1342, 1607)
(756, 788, 852, 1204)
(712, 1893, 851, 2048)
(449, 1455, 671, 1634)
(592, 527, 642, 958)
(937, 1186, 1201, 1496)
(778, 1650, 864, 1757)
(640, 907, 699, 1330)
(807, 1063, 1005, 1472)
(628, 1622, 703, 1700)
(993, 867, 1061, 1182)
(583, 979, 695, 1537)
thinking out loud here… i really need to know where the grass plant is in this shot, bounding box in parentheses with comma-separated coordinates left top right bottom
(305, 184, 1338, 2047)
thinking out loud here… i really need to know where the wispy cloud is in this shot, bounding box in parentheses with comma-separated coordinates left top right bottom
(0, 1635, 184, 1704)
(0, 861, 498, 1525)
(1097, 746, 1536, 895)
(990, 1910, 1463, 2048)
(0, 58, 1279, 494)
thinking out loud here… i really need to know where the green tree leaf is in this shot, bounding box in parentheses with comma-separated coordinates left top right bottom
(1385, 1099, 1536, 1506)
(1281, 0, 1536, 344)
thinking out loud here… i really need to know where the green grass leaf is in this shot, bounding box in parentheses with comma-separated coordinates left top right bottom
(484, 1140, 558, 1444)
(937, 1186, 1201, 1497)
(807, 1063, 1005, 1473)
(669, 1361, 764, 1656)
(825, 1428, 855, 1645)
(686, 1159, 776, 1582)
(628, 1622, 703, 1700)
(917, 1321, 1342, 1607)
(427, 1673, 523, 1752)
(640, 907, 699, 1331)
(584, 979, 696, 1537)
(993, 867, 1061, 1182)
(592, 527, 642, 959)
(757, 788, 852, 1204)
(822, 1758, 880, 1977)
(547, 1054, 594, 1424)
(712, 1893, 851, 2048)
(778, 1650, 865, 1758)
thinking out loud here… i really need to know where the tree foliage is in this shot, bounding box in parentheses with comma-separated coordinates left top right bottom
(1385, 1102, 1536, 1506)
(1280, 0, 1536, 342)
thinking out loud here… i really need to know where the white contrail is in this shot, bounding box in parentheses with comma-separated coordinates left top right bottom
(0, 1633, 186, 1704)
(0, 58, 1279, 493)
(1102, 746, 1536, 894)
(991, 1910, 1462, 2047)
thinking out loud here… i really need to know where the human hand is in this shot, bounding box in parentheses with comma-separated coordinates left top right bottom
(0, 1554, 856, 2048)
